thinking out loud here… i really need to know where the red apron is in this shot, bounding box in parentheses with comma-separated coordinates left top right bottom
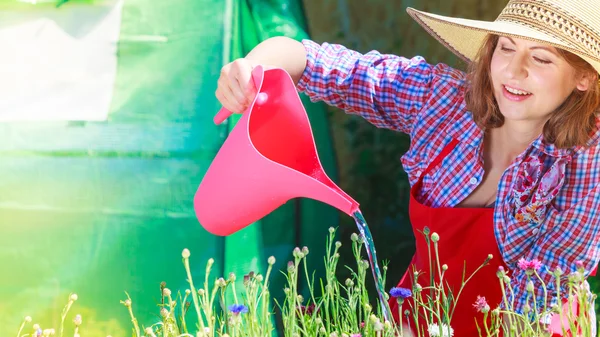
(388, 139, 597, 336)
(389, 139, 596, 336)
(389, 138, 508, 336)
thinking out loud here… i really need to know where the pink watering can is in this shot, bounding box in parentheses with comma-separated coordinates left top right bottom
(194, 65, 359, 236)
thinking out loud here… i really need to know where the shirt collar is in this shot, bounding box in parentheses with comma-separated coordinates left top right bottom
(532, 114, 600, 157)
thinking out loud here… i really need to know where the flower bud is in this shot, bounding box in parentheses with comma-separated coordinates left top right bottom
(526, 280, 534, 293)
(335, 241, 342, 249)
(431, 232, 440, 243)
(384, 320, 392, 330)
(182, 249, 190, 258)
(361, 260, 370, 270)
(329, 227, 335, 234)
(351, 233, 359, 242)
(302, 246, 309, 256)
(293, 247, 302, 258)
(554, 267, 563, 277)
(70, 294, 78, 301)
(268, 256, 276, 265)
(163, 288, 171, 297)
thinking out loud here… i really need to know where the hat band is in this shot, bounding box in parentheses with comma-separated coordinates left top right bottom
(496, 0, 600, 58)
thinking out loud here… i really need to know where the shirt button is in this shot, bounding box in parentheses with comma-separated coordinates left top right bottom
(416, 170, 422, 177)
(532, 228, 539, 235)
(469, 177, 478, 185)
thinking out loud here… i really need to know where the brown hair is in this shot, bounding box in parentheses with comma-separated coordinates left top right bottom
(464, 34, 600, 149)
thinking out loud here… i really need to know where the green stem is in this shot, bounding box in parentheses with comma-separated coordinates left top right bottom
(183, 257, 206, 333)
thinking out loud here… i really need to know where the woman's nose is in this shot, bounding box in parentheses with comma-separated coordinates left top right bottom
(505, 54, 528, 79)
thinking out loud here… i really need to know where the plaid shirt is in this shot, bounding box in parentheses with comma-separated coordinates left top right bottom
(297, 39, 600, 315)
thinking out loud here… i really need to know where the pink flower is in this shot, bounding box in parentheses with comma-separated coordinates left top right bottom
(473, 296, 490, 313)
(350, 334, 362, 337)
(575, 260, 585, 270)
(517, 258, 543, 273)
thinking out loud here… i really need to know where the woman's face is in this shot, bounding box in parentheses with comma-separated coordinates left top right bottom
(490, 36, 591, 129)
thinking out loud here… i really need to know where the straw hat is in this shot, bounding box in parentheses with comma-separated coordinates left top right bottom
(407, 0, 600, 75)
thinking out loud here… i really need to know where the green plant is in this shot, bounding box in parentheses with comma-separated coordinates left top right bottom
(13, 228, 599, 337)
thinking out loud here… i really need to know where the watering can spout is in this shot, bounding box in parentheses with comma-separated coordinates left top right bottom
(194, 65, 359, 236)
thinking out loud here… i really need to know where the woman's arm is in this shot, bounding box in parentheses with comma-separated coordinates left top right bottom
(296, 39, 449, 134)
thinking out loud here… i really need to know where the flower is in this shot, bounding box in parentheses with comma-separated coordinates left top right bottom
(473, 296, 490, 313)
(228, 304, 248, 315)
(298, 303, 317, 316)
(575, 260, 585, 271)
(73, 314, 82, 326)
(181, 248, 190, 258)
(350, 334, 362, 337)
(389, 287, 412, 299)
(427, 323, 454, 337)
(517, 258, 542, 274)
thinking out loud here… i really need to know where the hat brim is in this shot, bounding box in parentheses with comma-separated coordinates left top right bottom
(406, 7, 600, 75)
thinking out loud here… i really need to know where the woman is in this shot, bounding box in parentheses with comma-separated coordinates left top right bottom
(215, 0, 600, 335)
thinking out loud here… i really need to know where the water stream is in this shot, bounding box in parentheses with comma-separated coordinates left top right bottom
(352, 210, 392, 323)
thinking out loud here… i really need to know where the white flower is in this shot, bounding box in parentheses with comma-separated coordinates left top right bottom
(428, 323, 454, 337)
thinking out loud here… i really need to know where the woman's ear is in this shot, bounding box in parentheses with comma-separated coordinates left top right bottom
(576, 72, 597, 92)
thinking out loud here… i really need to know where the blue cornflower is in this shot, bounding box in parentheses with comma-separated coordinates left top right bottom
(228, 304, 249, 315)
(389, 287, 412, 299)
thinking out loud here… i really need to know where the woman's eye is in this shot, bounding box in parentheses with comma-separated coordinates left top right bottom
(534, 57, 551, 64)
(501, 46, 514, 52)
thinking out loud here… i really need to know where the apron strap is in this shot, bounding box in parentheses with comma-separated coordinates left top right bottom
(420, 138, 460, 178)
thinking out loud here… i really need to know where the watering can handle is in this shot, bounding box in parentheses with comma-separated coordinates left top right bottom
(213, 65, 266, 125)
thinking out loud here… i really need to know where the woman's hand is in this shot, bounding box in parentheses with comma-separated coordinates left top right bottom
(214, 36, 308, 116)
(215, 58, 258, 114)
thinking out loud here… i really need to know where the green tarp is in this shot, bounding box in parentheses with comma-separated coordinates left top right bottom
(0, 0, 338, 335)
